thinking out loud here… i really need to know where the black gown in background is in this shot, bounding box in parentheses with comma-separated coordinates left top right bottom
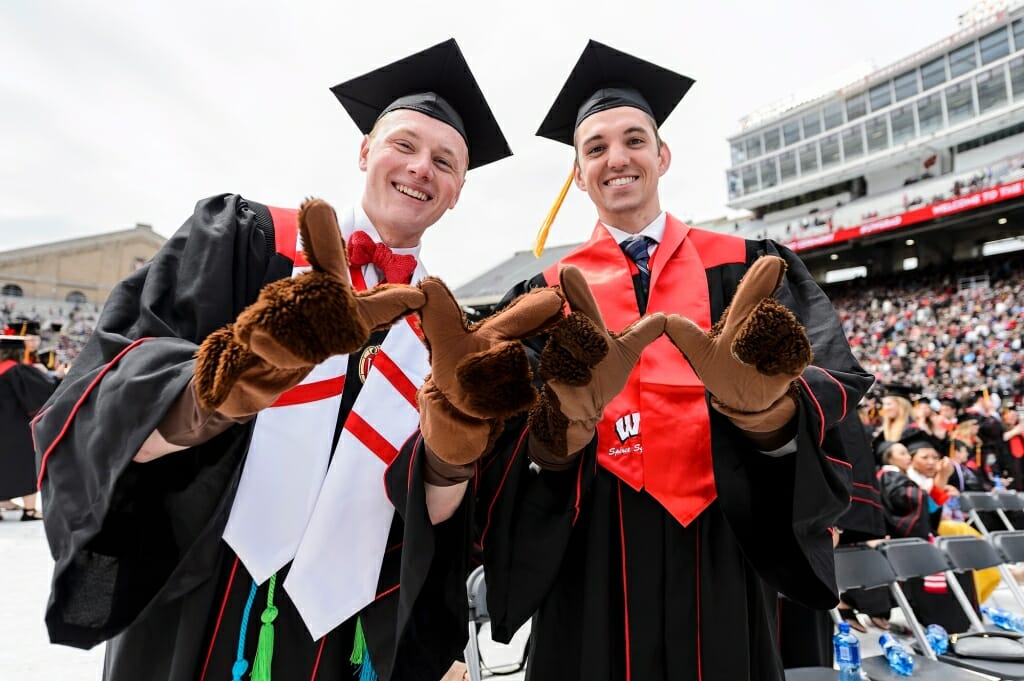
(33, 194, 462, 681)
(0, 361, 56, 499)
(392, 233, 872, 681)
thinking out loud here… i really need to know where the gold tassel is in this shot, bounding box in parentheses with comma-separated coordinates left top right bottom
(533, 167, 575, 258)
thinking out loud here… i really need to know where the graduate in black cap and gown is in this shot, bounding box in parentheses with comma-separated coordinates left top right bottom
(391, 40, 872, 681)
(0, 335, 56, 518)
(33, 39, 518, 681)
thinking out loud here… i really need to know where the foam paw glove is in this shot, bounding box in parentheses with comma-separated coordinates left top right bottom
(416, 277, 564, 475)
(664, 255, 812, 435)
(528, 265, 665, 468)
(192, 198, 425, 420)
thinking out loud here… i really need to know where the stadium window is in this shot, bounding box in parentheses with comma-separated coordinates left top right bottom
(1014, 19, 1024, 51)
(869, 82, 893, 111)
(823, 102, 844, 130)
(779, 150, 798, 181)
(841, 124, 865, 160)
(745, 136, 763, 160)
(65, 291, 87, 304)
(731, 141, 746, 165)
(1, 284, 23, 297)
(798, 142, 819, 175)
(894, 70, 919, 101)
(825, 266, 867, 284)
(846, 93, 867, 121)
(820, 133, 841, 169)
(742, 164, 759, 193)
(980, 26, 1010, 64)
(949, 43, 978, 78)
(759, 157, 778, 188)
(802, 110, 822, 138)
(921, 56, 947, 90)
(916, 93, 944, 134)
(865, 115, 890, 153)
(782, 119, 801, 146)
(891, 104, 916, 144)
(977, 65, 1009, 113)
(727, 170, 742, 199)
(1011, 55, 1024, 99)
(764, 127, 781, 152)
(945, 81, 976, 124)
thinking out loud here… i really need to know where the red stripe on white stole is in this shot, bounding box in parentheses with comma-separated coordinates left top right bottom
(271, 375, 346, 407)
(346, 412, 399, 464)
(371, 350, 419, 410)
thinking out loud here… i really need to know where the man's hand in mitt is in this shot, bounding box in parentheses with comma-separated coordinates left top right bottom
(664, 255, 813, 445)
(416, 278, 564, 484)
(528, 265, 665, 469)
(192, 198, 425, 421)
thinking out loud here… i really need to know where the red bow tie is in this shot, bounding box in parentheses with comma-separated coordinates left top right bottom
(346, 230, 417, 284)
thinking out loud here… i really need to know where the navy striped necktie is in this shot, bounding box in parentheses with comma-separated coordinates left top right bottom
(620, 235, 655, 313)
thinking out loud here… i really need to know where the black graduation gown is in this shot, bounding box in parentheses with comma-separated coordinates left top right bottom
(393, 235, 872, 681)
(33, 194, 461, 681)
(0, 361, 55, 498)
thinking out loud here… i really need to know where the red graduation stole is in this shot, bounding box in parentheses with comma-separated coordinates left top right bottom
(543, 215, 745, 527)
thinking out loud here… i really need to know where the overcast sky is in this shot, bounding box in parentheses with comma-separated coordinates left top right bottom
(2, 0, 977, 287)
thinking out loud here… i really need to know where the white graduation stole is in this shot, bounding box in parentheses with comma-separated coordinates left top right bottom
(223, 206, 429, 640)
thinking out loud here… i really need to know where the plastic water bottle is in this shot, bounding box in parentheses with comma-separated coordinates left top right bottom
(994, 473, 1006, 491)
(981, 605, 1024, 633)
(925, 623, 949, 655)
(945, 495, 964, 521)
(833, 621, 862, 680)
(879, 632, 915, 675)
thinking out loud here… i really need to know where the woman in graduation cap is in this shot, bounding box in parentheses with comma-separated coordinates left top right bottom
(870, 383, 917, 460)
(393, 41, 872, 681)
(31, 40, 548, 681)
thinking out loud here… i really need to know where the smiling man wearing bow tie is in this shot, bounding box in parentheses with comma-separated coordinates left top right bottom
(31, 40, 557, 681)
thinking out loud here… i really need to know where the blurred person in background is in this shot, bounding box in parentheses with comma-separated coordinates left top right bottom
(0, 335, 56, 520)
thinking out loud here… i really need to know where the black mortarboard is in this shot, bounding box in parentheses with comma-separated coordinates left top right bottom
(880, 383, 919, 400)
(37, 348, 58, 369)
(901, 429, 941, 455)
(0, 335, 26, 354)
(330, 38, 511, 170)
(536, 40, 695, 146)
(8, 318, 41, 336)
(957, 411, 984, 425)
(531, 40, 695, 256)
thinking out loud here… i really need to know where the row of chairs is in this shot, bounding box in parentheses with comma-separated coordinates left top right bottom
(791, 533, 1024, 680)
(461, 492, 1024, 681)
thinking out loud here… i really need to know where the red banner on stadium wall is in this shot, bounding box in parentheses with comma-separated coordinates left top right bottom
(784, 179, 1024, 252)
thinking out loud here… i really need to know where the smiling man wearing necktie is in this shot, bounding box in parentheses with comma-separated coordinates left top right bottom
(32, 39, 561, 681)
(396, 41, 875, 681)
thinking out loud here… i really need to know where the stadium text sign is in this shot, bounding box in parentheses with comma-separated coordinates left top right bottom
(785, 179, 1024, 252)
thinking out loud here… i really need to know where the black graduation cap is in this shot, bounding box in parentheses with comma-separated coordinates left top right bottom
(7, 318, 41, 336)
(879, 383, 919, 401)
(536, 40, 695, 147)
(530, 40, 695, 256)
(901, 429, 941, 455)
(330, 38, 511, 170)
(0, 335, 26, 351)
(37, 348, 58, 369)
(957, 411, 984, 425)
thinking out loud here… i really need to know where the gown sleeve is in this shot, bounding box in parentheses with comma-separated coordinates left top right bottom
(33, 194, 281, 648)
(709, 240, 875, 609)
